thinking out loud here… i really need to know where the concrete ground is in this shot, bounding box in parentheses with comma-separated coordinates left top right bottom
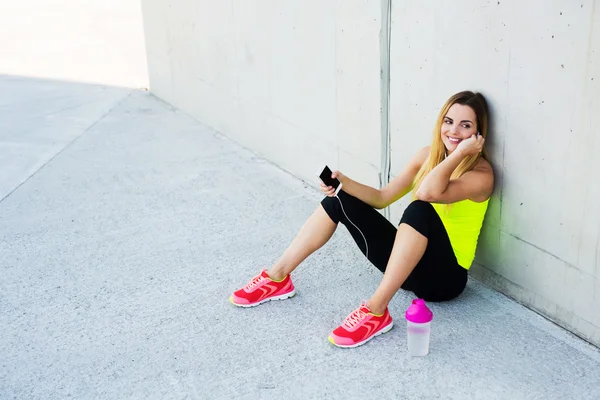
(1, 75, 600, 400)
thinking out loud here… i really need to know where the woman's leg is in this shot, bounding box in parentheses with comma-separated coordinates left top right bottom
(319, 190, 399, 272)
(269, 190, 398, 280)
(231, 191, 398, 308)
(367, 223, 427, 314)
(268, 205, 337, 280)
(367, 200, 467, 314)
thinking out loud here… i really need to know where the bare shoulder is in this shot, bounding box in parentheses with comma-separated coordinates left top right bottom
(471, 158, 494, 200)
(412, 146, 431, 168)
(473, 157, 494, 176)
(418, 146, 431, 158)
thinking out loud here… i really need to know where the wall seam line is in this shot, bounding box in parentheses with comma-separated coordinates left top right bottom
(380, 0, 392, 218)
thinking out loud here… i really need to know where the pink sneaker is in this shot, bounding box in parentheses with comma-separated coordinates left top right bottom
(328, 301, 394, 348)
(230, 269, 295, 307)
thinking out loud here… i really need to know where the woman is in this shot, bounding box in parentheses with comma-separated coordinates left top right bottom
(229, 91, 494, 348)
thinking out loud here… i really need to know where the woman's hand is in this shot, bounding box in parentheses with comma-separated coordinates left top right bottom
(455, 134, 485, 157)
(319, 170, 345, 197)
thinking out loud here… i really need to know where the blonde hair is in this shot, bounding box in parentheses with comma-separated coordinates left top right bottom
(412, 91, 489, 195)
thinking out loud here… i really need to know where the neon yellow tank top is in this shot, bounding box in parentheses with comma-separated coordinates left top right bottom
(431, 199, 489, 269)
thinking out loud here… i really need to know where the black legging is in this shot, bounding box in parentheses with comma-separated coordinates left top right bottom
(320, 191, 467, 302)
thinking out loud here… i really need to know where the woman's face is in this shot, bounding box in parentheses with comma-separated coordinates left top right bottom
(440, 103, 478, 154)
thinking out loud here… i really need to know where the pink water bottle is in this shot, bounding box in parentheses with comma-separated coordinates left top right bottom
(405, 299, 434, 356)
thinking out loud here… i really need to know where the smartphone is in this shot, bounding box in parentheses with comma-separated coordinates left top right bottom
(318, 165, 342, 195)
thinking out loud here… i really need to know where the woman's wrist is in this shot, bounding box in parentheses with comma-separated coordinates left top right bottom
(338, 174, 349, 186)
(449, 148, 466, 161)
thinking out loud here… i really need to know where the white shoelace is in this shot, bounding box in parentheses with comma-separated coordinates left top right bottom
(343, 306, 368, 329)
(244, 273, 265, 291)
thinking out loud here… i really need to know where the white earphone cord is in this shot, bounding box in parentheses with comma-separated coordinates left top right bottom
(334, 194, 369, 260)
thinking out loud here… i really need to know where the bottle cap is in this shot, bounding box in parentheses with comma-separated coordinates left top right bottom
(405, 299, 433, 323)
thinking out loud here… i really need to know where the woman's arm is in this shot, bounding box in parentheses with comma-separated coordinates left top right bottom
(330, 147, 429, 209)
(379, 146, 430, 208)
(415, 135, 494, 204)
(332, 175, 385, 209)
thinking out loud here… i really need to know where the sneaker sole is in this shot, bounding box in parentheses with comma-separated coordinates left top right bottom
(229, 289, 296, 308)
(328, 320, 394, 348)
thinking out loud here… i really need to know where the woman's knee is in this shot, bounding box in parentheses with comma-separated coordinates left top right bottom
(403, 200, 435, 217)
(398, 200, 436, 235)
(320, 196, 341, 224)
(321, 196, 335, 207)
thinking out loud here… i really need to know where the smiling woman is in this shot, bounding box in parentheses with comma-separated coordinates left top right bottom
(413, 91, 490, 204)
(229, 91, 494, 349)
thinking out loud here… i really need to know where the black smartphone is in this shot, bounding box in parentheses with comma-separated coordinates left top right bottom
(318, 165, 342, 195)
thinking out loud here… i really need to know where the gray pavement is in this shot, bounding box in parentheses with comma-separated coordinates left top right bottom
(1, 75, 599, 400)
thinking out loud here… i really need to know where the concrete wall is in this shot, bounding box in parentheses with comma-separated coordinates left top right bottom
(141, 0, 382, 188)
(387, 1, 600, 347)
(141, 0, 600, 346)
